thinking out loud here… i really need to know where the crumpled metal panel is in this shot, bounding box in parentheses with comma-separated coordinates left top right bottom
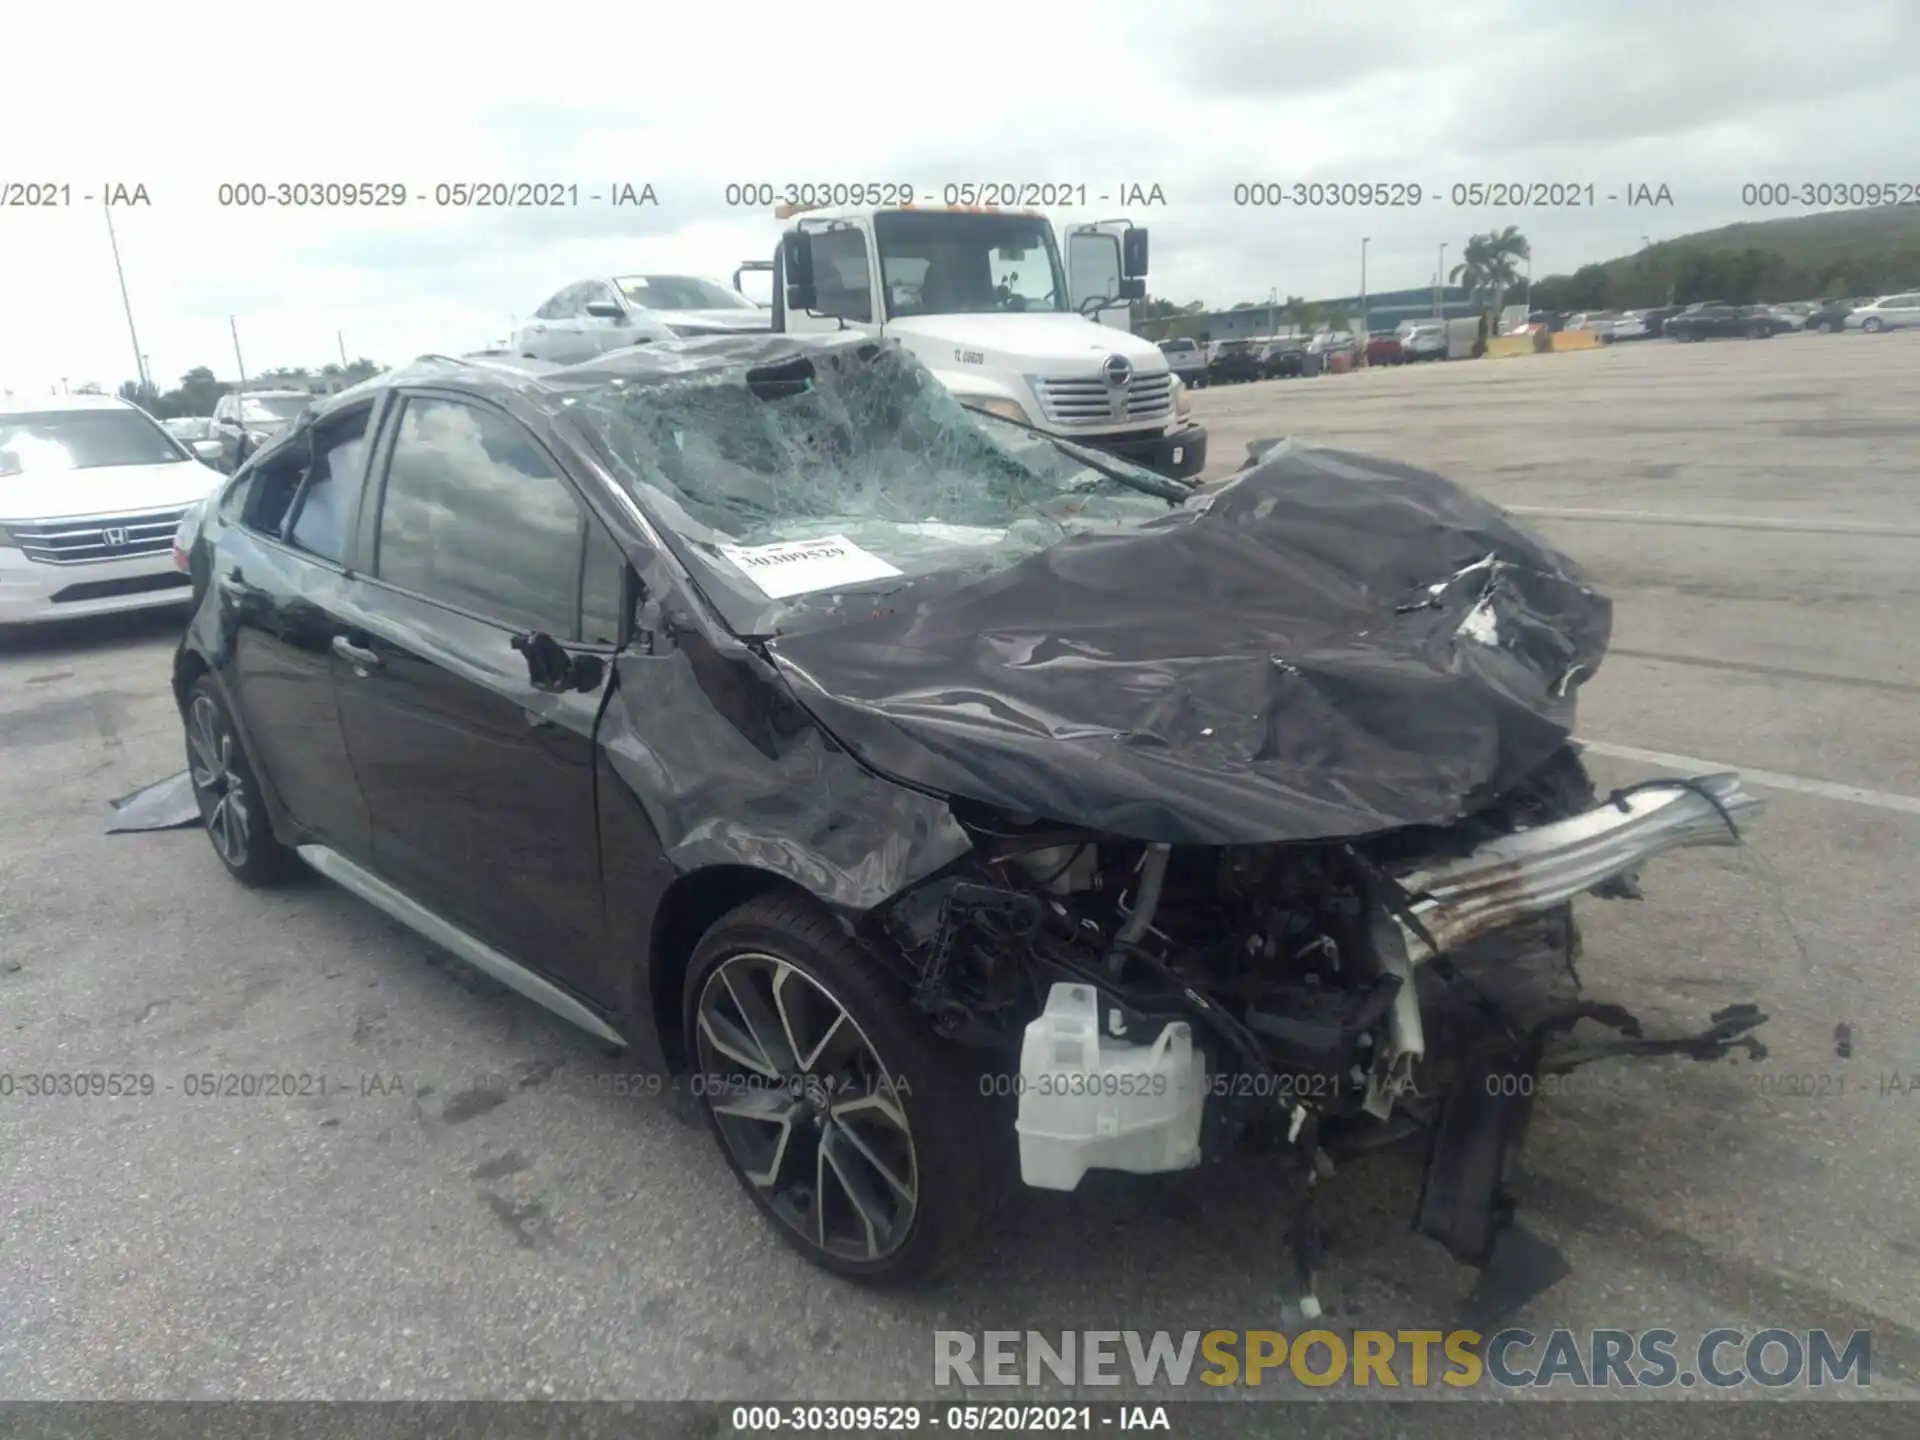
(767, 439, 1615, 845)
(1390, 773, 1765, 962)
(597, 629, 973, 915)
(105, 769, 201, 832)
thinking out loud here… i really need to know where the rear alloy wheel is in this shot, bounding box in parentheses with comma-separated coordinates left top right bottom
(687, 894, 994, 1283)
(185, 677, 300, 886)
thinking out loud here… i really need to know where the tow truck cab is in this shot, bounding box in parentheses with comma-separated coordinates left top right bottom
(744, 206, 1207, 481)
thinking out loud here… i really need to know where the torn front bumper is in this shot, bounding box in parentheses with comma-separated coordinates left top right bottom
(1367, 772, 1765, 1104)
(1391, 772, 1763, 963)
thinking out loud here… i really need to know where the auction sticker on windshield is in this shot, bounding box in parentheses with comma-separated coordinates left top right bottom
(717, 535, 904, 599)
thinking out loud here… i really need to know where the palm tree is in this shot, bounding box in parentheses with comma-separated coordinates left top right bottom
(1450, 226, 1531, 325)
(1282, 294, 1320, 335)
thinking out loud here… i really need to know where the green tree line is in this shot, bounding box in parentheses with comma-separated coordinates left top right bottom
(1529, 243, 1920, 313)
(117, 359, 384, 419)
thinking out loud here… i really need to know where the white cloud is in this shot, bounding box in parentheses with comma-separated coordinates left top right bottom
(2, 0, 1915, 392)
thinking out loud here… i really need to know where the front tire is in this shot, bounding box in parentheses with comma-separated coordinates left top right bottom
(184, 676, 301, 886)
(685, 893, 996, 1284)
(1862, 317, 1884, 333)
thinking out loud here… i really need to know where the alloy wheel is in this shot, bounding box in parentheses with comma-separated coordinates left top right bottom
(694, 952, 918, 1263)
(187, 695, 250, 866)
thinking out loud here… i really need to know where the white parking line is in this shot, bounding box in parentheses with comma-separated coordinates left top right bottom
(1509, 506, 1920, 538)
(1578, 739, 1920, 816)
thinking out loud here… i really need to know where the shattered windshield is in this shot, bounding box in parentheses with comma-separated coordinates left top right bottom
(565, 338, 1187, 634)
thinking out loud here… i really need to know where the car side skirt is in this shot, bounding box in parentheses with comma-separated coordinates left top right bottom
(296, 844, 628, 1048)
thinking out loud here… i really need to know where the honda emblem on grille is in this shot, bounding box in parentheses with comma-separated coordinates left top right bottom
(101, 526, 130, 548)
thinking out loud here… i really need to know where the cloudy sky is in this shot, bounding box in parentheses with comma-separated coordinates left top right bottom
(3, 0, 1915, 394)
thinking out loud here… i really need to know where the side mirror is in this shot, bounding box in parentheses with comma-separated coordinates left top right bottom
(781, 230, 817, 312)
(584, 301, 625, 320)
(1122, 227, 1149, 279)
(192, 439, 222, 461)
(1119, 276, 1146, 302)
(512, 632, 605, 693)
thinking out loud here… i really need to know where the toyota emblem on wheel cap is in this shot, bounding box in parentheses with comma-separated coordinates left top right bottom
(1102, 355, 1134, 387)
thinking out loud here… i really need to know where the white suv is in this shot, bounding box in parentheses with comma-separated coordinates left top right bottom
(0, 393, 222, 625)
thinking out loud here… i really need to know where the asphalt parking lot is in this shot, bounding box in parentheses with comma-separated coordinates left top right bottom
(2, 332, 1917, 1420)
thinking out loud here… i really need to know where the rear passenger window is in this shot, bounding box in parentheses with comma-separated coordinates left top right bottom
(374, 397, 586, 637)
(285, 406, 373, 565)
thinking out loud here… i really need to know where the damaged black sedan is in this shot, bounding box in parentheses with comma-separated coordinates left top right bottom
(171, 333, 1765, 1317)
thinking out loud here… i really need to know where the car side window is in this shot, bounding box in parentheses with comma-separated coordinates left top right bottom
(284, 405, 374, 565)
(374, 397, 586, 638)
(240, 445, 311, 535)
(555, 284, 587, 318)
(579, 519, 627, 645)
(535, 291, 566, 321)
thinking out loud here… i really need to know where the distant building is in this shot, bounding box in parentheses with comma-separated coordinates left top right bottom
(1143, 286, 1482, 341)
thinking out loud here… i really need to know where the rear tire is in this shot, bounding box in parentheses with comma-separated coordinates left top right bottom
(184, 676, 301, 887)
(684, 893, 998, 1285)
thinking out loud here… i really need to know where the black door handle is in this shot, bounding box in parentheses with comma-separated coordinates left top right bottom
(331, 635, 382, 668)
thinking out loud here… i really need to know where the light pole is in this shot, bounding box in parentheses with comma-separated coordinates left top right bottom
(103, 202, 149, 393)
(1360, 237, 1370, 337)
(337, 331, 348, 367)
(1435, 243, 1447, 320)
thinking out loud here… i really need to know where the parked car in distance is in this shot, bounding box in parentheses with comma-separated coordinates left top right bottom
(164, 415, 226, 465)
(1842, 292, 1920, 332)
(1564, 312, 1619, 342)
(1637, 305, 1683, 338)
(1364, 332, 1404, 366)
(1766, 301, 1816, 331)
(1664, 305, 1787, 341)
(211, 390, 311, 474)
(1803, 297, 1874, 333)
(1307, 329, 1355, 357)
(168, 335, 1767, 1304)
(1157, 337, 1208, 387)
(1, 392, 221, 625)
(515, 274, 769, 362)
(1397, 320, 1447, 361)
(1608, 312, 1651, 341)
(1260, 338, 1309, 378)
(1206, 339, 1265, 385)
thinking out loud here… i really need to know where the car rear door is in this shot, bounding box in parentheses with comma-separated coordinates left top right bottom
(327, 389, 624, 1004)
(213, 401, 382, 856)
(1886, 294, 1920, 328)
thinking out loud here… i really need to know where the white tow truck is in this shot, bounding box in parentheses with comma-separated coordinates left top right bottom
(738, 205, 1207, 480)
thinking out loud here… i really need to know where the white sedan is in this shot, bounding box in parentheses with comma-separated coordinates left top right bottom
(1, 394, 222, 626)
(1842, 293, 1920, 332)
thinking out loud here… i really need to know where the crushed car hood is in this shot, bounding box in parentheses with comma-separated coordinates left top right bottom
(766, 440, 1613, 845)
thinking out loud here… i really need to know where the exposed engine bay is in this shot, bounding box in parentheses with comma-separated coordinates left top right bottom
(875, 741, 1769, 1325)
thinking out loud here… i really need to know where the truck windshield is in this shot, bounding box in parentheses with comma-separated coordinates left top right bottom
(872, 211, 1070, 320)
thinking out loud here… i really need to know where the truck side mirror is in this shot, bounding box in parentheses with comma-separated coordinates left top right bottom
(1119, 277, 1146, 301)
(781, 231, 817, 313)
(1122, 228, 1149, 279)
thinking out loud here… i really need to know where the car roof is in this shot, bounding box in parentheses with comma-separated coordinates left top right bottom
(0, 391, 142, 416)
(297, 334, 882, 428)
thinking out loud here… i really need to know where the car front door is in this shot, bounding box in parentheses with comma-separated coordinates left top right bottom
(328, 391, 621, 1003)
(215, 401, 381, 856)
